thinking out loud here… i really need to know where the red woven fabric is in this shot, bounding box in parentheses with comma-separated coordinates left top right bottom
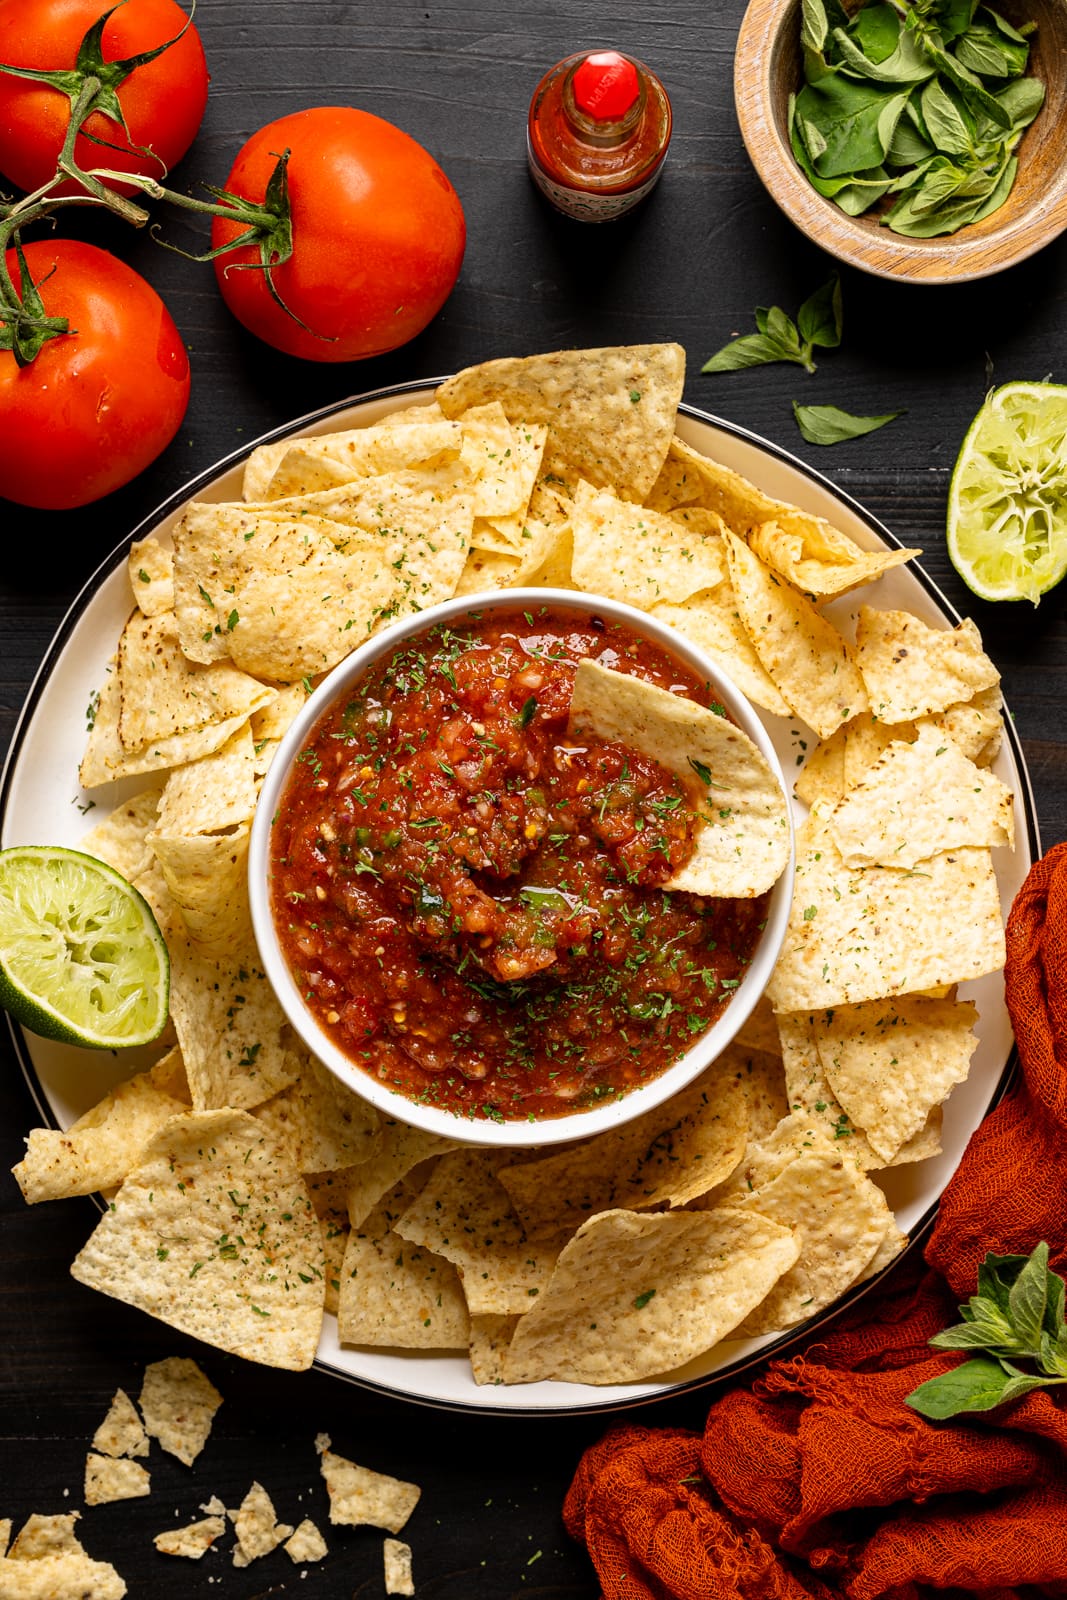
(565, 843, 1067, 1598)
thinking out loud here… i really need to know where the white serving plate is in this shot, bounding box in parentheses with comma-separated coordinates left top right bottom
(0, 380, 1038, 1416)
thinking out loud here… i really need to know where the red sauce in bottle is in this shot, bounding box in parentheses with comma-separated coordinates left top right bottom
(527, 49, 673, 222)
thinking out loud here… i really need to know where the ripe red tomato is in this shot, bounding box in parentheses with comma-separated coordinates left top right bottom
(0, 0, 209, 196)
(210, 106, 466, 363)
(0, 240, 190, 510)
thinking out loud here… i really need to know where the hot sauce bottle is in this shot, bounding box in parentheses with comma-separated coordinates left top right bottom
(526, 49, 673, 223)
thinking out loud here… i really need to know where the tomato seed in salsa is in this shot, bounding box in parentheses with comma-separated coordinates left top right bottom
(271, 605, 766, 1123)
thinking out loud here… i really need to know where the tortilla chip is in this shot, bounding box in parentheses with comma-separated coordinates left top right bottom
(84, 1454, 150, 1506)
(748, 518, 919, 599)
(284, 1520, 327, 1563)
(457, 405, 547, 522)
(766, 806, 1005, 1013)
(91, 1390, 149, 1460)
(502, 1207, 799, 1385)
(263, 416, 463, 499)
(384, 1538, 415, 1596)
(344, 1122, 457, 1228)
(117, 613, 273, 755)
(80, 787, 162, 883)
(437, 344, 685, 501)
(230, 1482, 293, 1567)
(154, 724, 258, 838)
(167, 937, 298, 1111)
(733, 1042, 790, 1141)
(71, 1112, 325, 1371)
(569, 481, 725, 605)
(8, 1515, 85, 1560)
(469, 1313, 519, 1385)
(855, 607, 1000, 723)
(829, 723, 1015, 869)
(813, 993, 979, 1164)
(652, 585, 792, 718)
(567, 660, 790, 898)
(497, 1056, 749, 1239)
(153, 1518, 227, 1559)
(253, 1052, 380, 1175)
(80, 657, 255, 789)
(455, 517, 569, 595)
(138, 1357, 223, 1466)
(794, 724, 849, 809)
(128, 534, 174, 617)
(148, 825, 252, 958)
(316, 1434, 420, 1532)
(723, 532, 869, 739)
(337, 1185, 470, 1349)
(0, 1553, 127, 1598)
(393, 1150, 567, 1315)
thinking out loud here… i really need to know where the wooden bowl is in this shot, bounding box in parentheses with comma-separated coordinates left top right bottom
(734, 0, 1067, 283)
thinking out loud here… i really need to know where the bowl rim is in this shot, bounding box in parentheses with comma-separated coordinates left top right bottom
(733, 0, 1067, 284)
(248, 584, 797, 1149)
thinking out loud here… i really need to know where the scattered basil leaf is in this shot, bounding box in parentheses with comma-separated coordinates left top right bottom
(793, 401, 902, 444)
(703, 277, 841, 376)
(905, 1243, 1067, 1419)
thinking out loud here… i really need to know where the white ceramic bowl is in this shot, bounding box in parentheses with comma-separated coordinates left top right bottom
(248, 586, 795, 1148)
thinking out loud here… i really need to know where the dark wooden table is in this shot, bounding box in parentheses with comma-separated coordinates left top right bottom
(2, 2, 1066, 1594)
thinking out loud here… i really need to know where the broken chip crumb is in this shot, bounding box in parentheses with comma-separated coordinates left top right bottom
(199, 1495, 227, 1517)
(316, 1437, 420, 1533)
(84, 1453, 151, 1506)
(153, 1517, 226, 1560)
(283, 1519, 328, 1564)
(139, 1357, 222, 1467)
(384, 1537, 415, 1596)
(229, 1481, 293, 1567)
(0, 1551, 128, 1597)
(8, 1512, 86, 1560)
(92, 1390, 149, 1460)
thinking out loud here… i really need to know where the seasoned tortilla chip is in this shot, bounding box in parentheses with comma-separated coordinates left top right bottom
(92, 1390, 149, 1460)
(384, 1538, 415, 1596)
(794, 724, 850, 808)
(766, 806, 1005, 1013)
(748, 518, 919, 599)
(80, 787, 162, 883)
(724, 532, 869, 739)
(455, 517, 570, 595)
(652, 585, 791, 718)
(813, 994, 979, 1164)
(128, 534, 174, 617)
(71, 1111, 325, 1371)
(316, 1435, 420, 1532)
(502, 1207, 799, 1385)
(148, 824, 252, 958)
(829, 723, 1015, 869)
(284, 1520, 328, 1563)
(393, 1150, 567, 1315)
(262, 416, 463, 499)
(254, 1052, 379, 1174)
(80, 657, 255, 789)
(344, 1121, 457, 1228)
(153, 1518, 227, 1559)
(458, 405, 547, 521)
(154, 724, 258, 838)
(84, 1454, 150, 1506)
(8, 1515, 86, 1560)
(0, 1553, 127, 1598)
(855, 607, 1000, 723)
(12, 1061, 191, 1204)
(569, 480, 725, 605)
(139, 1358, 222, 1467)
(230, 1482, 293, 1567)
(337, 1185, 470, 1349)
(437, 344, 685, 501)
(117, 612, 273, 754)
(567, 660, 790, 898)
(167, 937, 298, 1111)
(497, 1056, 749, 1239)
(469, 1313, 519, 1385)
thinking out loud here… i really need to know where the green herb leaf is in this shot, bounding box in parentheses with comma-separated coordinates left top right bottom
(704, 278, 842, 376)
(906, 1355, 1031, 1418)
(793, 402, 902, 445)
(796, 274, 843, 350)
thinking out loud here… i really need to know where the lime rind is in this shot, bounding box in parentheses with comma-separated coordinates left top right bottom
(947, 381, 1067, 605)
(0, 845, 170, 1049)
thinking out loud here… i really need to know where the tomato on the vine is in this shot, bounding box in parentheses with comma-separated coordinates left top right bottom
(209, 106, 466, 363)
(0, 0, 209, 196)
(0, 240, 190, 510)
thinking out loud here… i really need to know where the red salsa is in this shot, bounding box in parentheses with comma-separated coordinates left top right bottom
(271, 605, 766, 1124)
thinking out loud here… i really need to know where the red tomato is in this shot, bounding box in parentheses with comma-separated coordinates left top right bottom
(0, 0, 209, 196)
(210, 106, 466, 363)
(0, 240, 190, 510)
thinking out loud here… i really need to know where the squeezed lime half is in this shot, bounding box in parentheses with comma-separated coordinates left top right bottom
(947, 381, 1067, 604)
(0, 845, 170, 1049)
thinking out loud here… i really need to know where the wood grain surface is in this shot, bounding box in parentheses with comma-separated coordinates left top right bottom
(2, 2, 1066, 1596)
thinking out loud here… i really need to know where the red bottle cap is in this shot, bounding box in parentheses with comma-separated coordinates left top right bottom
(571, 51, 640, 122)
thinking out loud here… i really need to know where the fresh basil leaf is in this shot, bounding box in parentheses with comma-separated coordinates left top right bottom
(831, 23, 934, 83)
(921, 77, 977, 154)
(954, 20, 1029, 78)
(764, 304, 805, 356)
(1040, 1330, 1067, 1378)
(987, 6, 1032, 44)
(801, 0, 830, 56)
(995, 1366, 1057, 1406)
(906, 1355, 1021, 1419)
(1043, 1255, 1066, 1338)
(754, 307, 770, 334)
(793, 76, 910, 177)
(966, 152, 1017, 223)
(1008, 1241, 1052, 1351)
(931, 0, 979, 44)
(848, 2, 902, 64)
(788, 102, 891, 211)
(793, 402, 902, 444)
(922, 34, 1013, 126)
(797, 275, 842, 349)
(929, 1317, 1015, 1351)
(702, 332, 802, 374)
(994, 75, 1045, 129)
(887, 114, 935, 165)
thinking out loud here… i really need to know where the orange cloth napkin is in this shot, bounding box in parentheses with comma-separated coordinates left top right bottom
(564, 842, 1067, 1598)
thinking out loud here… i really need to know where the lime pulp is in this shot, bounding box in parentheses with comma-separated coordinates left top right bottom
(0, 845, 170, 1049)
(947, 381, 1067, 604)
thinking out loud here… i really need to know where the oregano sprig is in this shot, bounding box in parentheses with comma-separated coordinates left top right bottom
(906, 1243, 1067, 1420)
